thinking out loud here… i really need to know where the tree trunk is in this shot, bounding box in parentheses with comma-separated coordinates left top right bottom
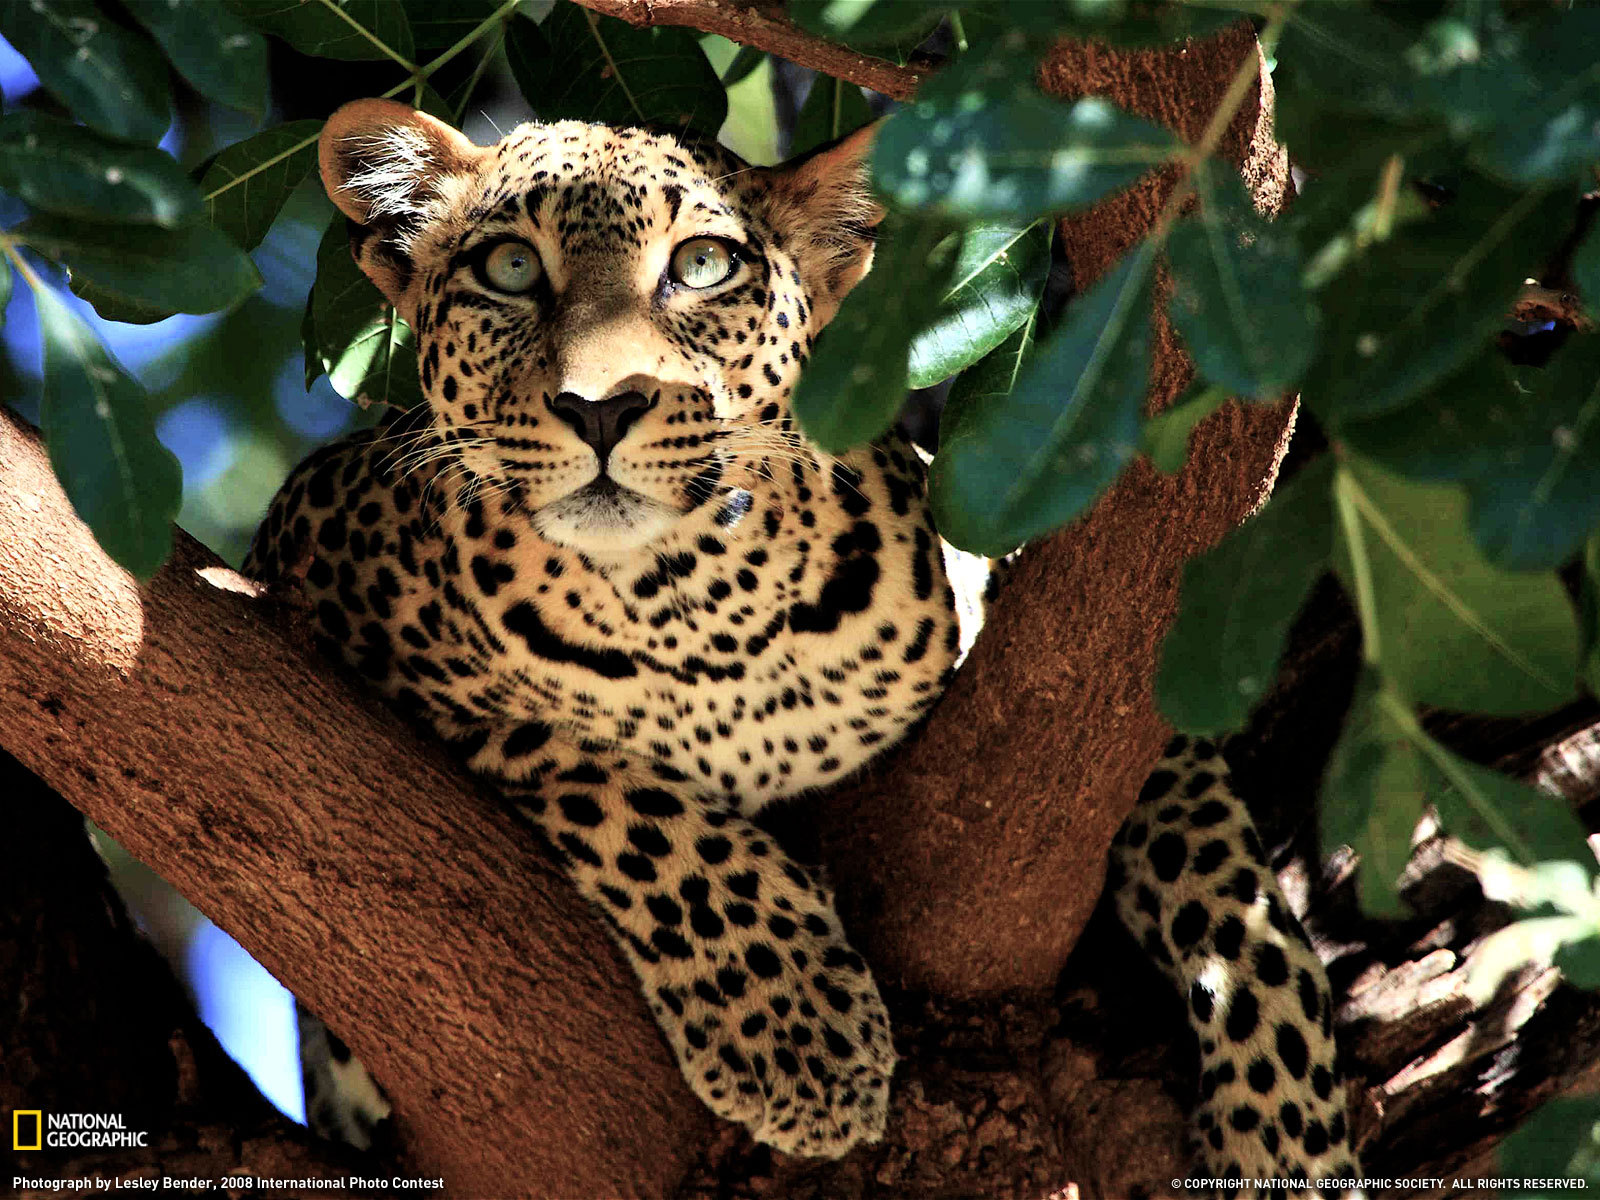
(820, 20, 1293, 998)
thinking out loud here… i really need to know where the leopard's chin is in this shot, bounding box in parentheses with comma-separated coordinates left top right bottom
(533, 476, 679, 554)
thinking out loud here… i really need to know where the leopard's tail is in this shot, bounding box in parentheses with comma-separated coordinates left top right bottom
(297, 1002, 392, 1150)
(1109, 735, 1361, 1197)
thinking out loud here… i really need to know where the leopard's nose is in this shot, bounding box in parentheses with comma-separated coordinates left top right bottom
(546, 390, 655, 465)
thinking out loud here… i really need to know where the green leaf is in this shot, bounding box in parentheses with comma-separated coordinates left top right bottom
(929, 240, 1155, 556)
(1166, 164, 1318, 399)
(198, 121, 323, 251)
(0, 0, 171, 144)
(1585, 532, 1600, 697)
(1304, 173, 1568, 421)
(19, 216, 262, 319)
(227, 0, 415, 64)
(123, 0, 269, 114)
(0, 255, 11, 332)
(1280, 109, 1454, 277)
(0, 112, 201, 228)
(791, 214, 957, 453)
(935, 303, 1037, 453)
(874, 77, 1183, 222)
(1471, 7, 1600, 185)
(907, 221, 1050, 389)
(1141, 382, 1226, 476)
(1047, 1, 1240, 48)
(301, 287, 322, 389)
(1332, 455, 1579, 716)
(1557, 937, 1600, 991)
(1320, 670, 1426, 917)
(1275, 4, 1517, 137)
(1426, 744, 1593, 873)
(402, 0, 500, 50)
(311, 217, 422, 410)
(1342, 340, 1600, 571)
(790, 74, 873, 158)
(506, 6, 727, 137)
(1155, 457, 1335, 736)
(1578, 228, 1600, 322)
(720, 44, 765, 88)
(67, 277, 182, 326)
(1499, 1098, 1600, 1188)
(35, 285, 182, 579)
(788, 0, 948, 52)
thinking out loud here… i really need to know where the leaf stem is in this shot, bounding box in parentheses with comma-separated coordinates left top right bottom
(312, 0, 419, 74)
(580, 7, 647, 123)
(0, 227, 47, 293)
(415, 0, 523, 82)
(1333, 464, 1382, 665)
(203, 0, 523, 207)
(452, 27, 508, 125)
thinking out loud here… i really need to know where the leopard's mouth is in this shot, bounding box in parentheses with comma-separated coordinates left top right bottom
(532, 475, 680, 553)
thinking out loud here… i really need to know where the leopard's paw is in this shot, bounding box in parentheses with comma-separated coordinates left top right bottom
(661, 905, 895, 1158)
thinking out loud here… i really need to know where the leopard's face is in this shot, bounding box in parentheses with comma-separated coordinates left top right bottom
(322, 105, 877, 555)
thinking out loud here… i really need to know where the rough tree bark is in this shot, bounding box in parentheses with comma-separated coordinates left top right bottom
(821, 21, 1293, 998)
(571, 0, 930, 99)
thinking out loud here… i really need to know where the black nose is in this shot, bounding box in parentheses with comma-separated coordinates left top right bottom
(546, 390, 654, 465)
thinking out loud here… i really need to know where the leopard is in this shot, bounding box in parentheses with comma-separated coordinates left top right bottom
(242, 97, 1360, 1188)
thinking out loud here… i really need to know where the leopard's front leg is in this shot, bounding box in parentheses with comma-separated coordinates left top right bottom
(469, 726, 894, 1158)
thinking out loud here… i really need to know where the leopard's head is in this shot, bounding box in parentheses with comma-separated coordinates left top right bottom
(319, 99, 879, 554)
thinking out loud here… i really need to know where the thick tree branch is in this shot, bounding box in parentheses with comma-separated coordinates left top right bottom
(567, 0, 930, 99)
(819, 21, 1296, 999)
(0, 409, 709, 1199)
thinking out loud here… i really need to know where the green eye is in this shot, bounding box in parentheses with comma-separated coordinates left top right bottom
(671, 238, 736, 289)
(482, 241, 540, 294)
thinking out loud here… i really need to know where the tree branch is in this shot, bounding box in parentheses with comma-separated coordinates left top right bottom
(818, 20, 1297, 999)
(567, 0, 930, 99)
(0, 409, 709, 1198)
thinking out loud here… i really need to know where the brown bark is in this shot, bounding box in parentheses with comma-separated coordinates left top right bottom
(568, 0, 931, 99)
(0, 408, 709, 1198)
(819, 21, 1296, 998)
(1, 751, 381, 1195)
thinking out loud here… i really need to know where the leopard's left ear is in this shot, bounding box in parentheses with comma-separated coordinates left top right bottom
(760, 121, 885, 323)
(319, 99, 485, 306)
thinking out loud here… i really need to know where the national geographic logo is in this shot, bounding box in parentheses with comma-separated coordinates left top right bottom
(10, 1110, 148, 1149)
(13, 1110, 41, 1151)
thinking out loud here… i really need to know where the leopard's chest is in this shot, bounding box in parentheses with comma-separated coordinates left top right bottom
(354, 515, 946, 808)
(415, 550, 942, 808)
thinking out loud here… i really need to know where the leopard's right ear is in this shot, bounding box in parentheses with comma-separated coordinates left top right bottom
(319, 99, 483, 305)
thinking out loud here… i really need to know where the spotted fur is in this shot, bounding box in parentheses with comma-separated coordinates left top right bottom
(245, 100, 1356, 1180)
(1110, 737, 1360, 1191)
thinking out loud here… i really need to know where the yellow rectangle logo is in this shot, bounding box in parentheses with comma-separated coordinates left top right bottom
(13, 1109, 42, 1151)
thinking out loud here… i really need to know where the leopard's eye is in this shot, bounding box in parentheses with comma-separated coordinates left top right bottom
(481, 240, 541, 294)
(670, 238, 736, 289)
